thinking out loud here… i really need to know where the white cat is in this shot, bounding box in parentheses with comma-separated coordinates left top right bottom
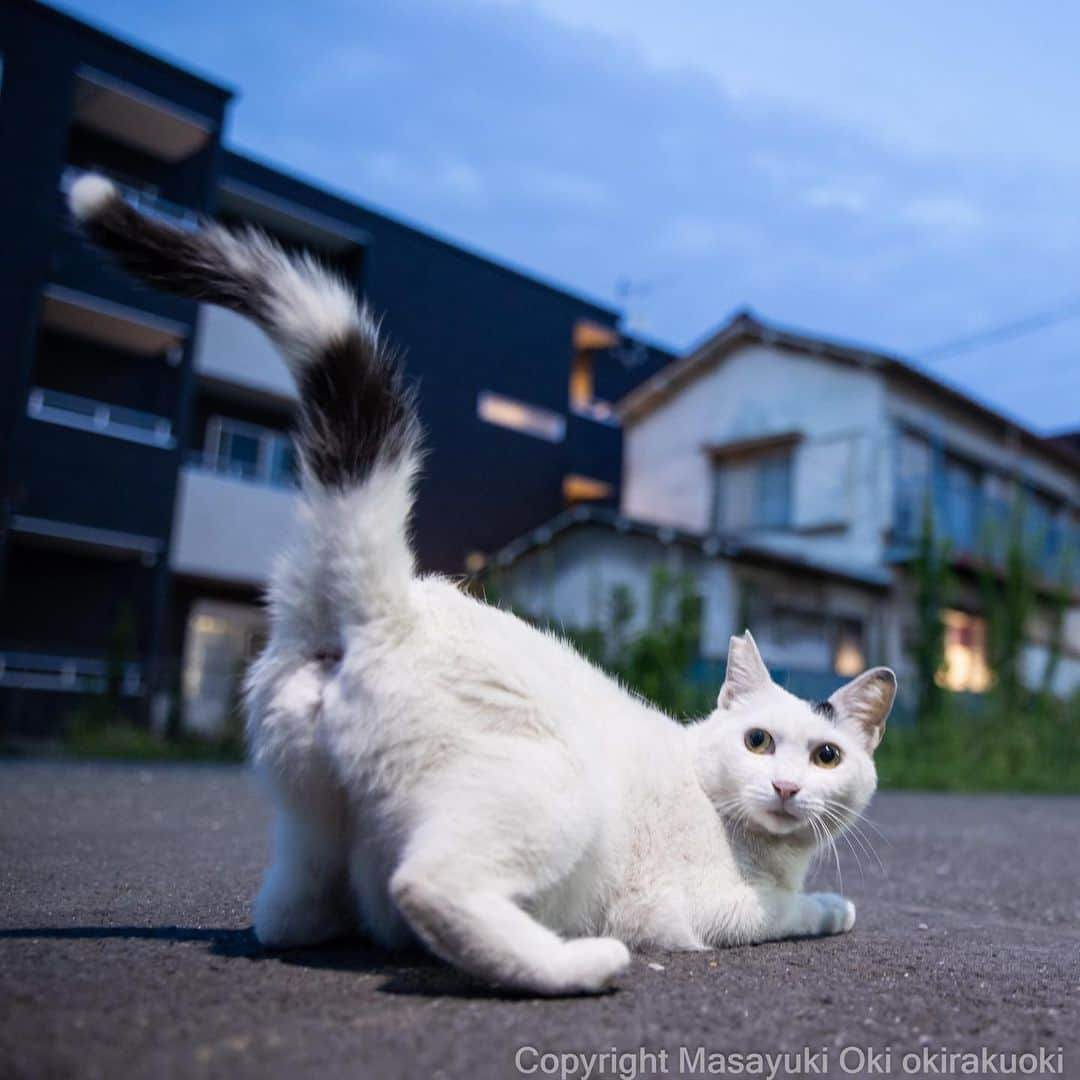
(71, 174, 897, 996)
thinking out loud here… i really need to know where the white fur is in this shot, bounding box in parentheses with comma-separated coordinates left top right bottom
(205, 229, 360, 371)
(248, 502, 894, 993)
(235, 229, 895, 995)
(68, 174, 118, 221)
(68, 175, 894, 993)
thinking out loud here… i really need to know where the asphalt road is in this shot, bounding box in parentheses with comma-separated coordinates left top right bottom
(1, 762, 1077, 1080)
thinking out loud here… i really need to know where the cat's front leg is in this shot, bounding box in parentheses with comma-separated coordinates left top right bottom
(253, 800, 352, 949)
(700, 885, 855, 946)
(789, 892, 856, 937)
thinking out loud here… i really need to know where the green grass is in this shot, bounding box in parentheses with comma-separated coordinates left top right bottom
(6, 685, 1079, 794)
(59, 713, 243, 764)
(875, 692, 1080, 794)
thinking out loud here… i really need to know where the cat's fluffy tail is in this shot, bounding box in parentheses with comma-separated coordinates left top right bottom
(69, 174, 421, 626)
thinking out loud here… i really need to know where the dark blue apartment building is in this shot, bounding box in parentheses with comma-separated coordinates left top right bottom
(0, 0, 672, 736)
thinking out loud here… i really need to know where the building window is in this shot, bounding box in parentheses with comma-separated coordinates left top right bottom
(713, 448, 793, 532)
(569, 352, 594, 412)
(894, 429, 932, 542)
(215, 423, 261, 480)
(182, 601, 266, 738)
(202, 417, 297, 488)
(477, 391, 566, 443)
(1021, 488, 1063, 576)
(937, 609, 992, 693)
(569, 320, 619, 423)
(563, 474, 614, 505)
(833, 619, 866, 676)
(268, 435, 298, 488)
(942, 455, 981, 554)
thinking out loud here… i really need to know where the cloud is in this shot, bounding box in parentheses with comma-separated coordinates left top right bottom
(481, 0, 1080, 170)
(63, 0, 1080, 430)
(801, 184, 871, 216)
(537, 169, 612, 210)
(899, 196, 984, 236)
(657, 215, 723, 257)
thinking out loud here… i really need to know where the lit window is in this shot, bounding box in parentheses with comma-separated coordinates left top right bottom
(937, 609, 992, 692)
(563, 474, 613, 504)
(182, 600, 266, 737)
(569, 320, 620, 422)
(569, 352, 594, 411)
(833, 620, 866, 676)
(477, 391, 566, 443)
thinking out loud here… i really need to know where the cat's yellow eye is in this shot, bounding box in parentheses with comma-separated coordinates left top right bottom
(744, 728, 774, 754)
(812, 743, 842, 768)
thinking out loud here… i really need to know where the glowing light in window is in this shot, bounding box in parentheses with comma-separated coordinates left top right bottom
(477, 391, 565, 443)
(937, 609, 992, 693)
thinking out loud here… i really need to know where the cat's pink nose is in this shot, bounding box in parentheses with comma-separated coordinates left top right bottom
(772, 781, 800, 801)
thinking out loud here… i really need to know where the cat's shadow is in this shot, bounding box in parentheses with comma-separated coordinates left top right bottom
(0, 925, 557, 1000)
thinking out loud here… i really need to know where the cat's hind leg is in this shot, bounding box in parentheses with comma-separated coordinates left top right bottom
(389, 860, 629, 995)
(386, 818, 630, 996)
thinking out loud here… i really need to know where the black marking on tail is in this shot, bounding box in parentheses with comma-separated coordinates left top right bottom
(297, 328, 421, 489)
(812, 700, 836, 721)
(78, 190, 260, 317)
(76, 182, 422, 492)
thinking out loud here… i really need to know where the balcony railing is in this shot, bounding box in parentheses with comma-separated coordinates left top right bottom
(184, 450, 299, 491)
(0, 652, 143, 695)
(60, 166, 199, 230)
(27, 387, 175, 449)
(894, 479, 1074, 582)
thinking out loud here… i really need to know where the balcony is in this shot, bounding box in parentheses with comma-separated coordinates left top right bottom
(217, 178, 369, 258)
(170, 465, 298, 585)
(60, 166, 198, 231)
(0, 652, 143, 696)
(72, 68, 214, 163)
(27, 387, 174, 449)
(893, 478, 1075, 584)
(17, 396, 177, 541)
(39, 283, 187, 358)
(193, 305, 296, 400)
(565, 411, 623, 492)
(49, 217, 198, 327)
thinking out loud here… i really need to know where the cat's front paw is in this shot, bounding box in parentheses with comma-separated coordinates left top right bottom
(550, 937, 631, 995)
(806, 893, 856, 936)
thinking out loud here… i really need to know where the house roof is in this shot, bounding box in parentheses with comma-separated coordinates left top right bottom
(618, 310, 1080, 474)
(487, 504, 892, 590)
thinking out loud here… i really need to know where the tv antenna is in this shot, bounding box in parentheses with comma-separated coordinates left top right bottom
(614, 274, 678, 367)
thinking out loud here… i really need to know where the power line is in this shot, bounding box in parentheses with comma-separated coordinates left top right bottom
(914, 296, 1080, 362)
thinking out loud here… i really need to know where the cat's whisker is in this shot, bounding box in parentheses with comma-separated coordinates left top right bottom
(820, 806, 884, 878)
(849, 826, 887, 877)
(828, 810, 887, 875)
(828, 800, 891, 844)
(823, 807, 866, 885)
(812, 812, 844, 895)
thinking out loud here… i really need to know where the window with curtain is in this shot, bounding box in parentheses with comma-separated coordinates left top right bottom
(713, 449, 793, 532)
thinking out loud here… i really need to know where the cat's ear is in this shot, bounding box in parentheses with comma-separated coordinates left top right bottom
(717, 630, 771, 709)
(829, 667, 897, 751)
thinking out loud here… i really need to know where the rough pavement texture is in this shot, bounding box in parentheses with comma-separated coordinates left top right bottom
(1, 762, 1077, 1079)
